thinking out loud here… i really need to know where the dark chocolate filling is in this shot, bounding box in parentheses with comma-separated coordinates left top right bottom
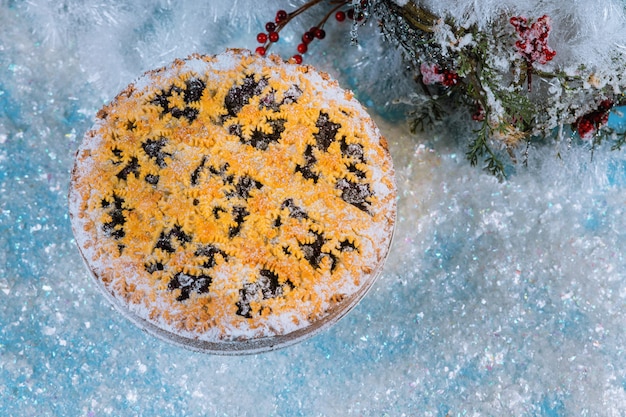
(116, 157, 140, 181)
(101, 194, 127, 240)
(228, 205, 249, 238)
(224, 75, 269, 117)
(150, 77, 205, 123)
(142, 137, 171, 168)
(299, 230, 336, 270)
(336, 178, 373, 213)
(155, 225, 192, 254)
(195, 244, 228, 269)
(314, 112, 341, 152)
(168, 271, 212, 302)
(236, 269, 294, 318)
(295, 145, 319, 183)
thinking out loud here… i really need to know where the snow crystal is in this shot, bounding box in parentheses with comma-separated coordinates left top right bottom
(416, 0, 626, 69)
(2, 0, 626, 416)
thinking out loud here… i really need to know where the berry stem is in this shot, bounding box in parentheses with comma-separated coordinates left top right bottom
(255, 0, 355, 61)
(320, 1, 351, 28)
(289, 0, 326, 20)
(260, 1, 326, 54)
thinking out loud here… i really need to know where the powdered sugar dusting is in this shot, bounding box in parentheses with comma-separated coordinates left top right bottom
(68, 49, 396, 353)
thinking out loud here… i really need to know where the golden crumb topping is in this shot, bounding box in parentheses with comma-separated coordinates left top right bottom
(70, 50, 395, 348)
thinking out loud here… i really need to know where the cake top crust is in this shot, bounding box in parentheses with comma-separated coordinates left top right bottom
(69, 49, 396, 353)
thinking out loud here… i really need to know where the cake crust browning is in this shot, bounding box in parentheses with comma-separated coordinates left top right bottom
(69, 49, 396, 353)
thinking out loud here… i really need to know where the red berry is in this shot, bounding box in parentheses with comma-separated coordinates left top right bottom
(335, 11, 346, 22)
(269, 31, 279, 42)
(442, 71, 459, 87)
(257, 32, 268, 43)
(600, 113, 609, 125)
(292, 54, 303, 64)
(591, 112, 603, 124)
(255, 46, 266, 56)
(315, 28, 326, 39)
(276, 10, 288, 23)
(297, 43, 308, 54)
(599, 99, 613, 112)
(577, 118, 595, 139)
(265, 22, 276, 32)
(471, 103, 485, 121)
(309, 26, 319, 34)
(302, 32, 314, 44)
(346, 8, 364, 21)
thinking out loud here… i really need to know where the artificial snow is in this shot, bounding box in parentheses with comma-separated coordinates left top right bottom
(2, 0, 626, 415)
(416, 0, 626, 70)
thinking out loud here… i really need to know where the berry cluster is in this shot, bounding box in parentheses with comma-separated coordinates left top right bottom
(471, 104, 486, 122)
(255, 0, 367, 64)
(575, 100, 613, 140)
(510, 15, 556, 65)
(510, 15, 556, 91)
(419, 63, 459, 87)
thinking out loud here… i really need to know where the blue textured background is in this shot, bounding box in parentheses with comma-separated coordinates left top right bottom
(2, 1, 626, 416)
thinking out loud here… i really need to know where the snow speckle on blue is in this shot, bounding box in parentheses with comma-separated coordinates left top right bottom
(2, 1, 626, 415)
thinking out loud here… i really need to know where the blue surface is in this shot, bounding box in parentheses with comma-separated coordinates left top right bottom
(609, 106, 626, 131)
(2, 1, 626, 416)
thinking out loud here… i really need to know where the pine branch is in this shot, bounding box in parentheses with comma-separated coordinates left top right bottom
(371, 1, 626, 178)
(407, 93, 448, 132)
(466, 121, 506, 179)
(609, 130, 626, 151)
(612, 136, 626, 151)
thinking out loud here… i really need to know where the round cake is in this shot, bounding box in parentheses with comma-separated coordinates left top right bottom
(69, 49, 396, 354)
